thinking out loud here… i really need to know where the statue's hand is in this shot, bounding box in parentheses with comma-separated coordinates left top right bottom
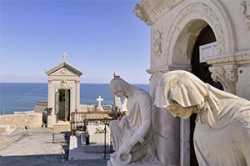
(121, 137, 137, 154)
(119, 115, 128, 129)
(121, 143, 132, 155)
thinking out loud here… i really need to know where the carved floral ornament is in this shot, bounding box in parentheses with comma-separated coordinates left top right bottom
(51, 68, 68, 75)
(206, 52, 250, 93)
(153, 29, 163, 56)
(241, 0, 250, 31)
(134, 0, 184, 26)
(166, 2, 227, 59)
(60, 80, 69, 89)
(51, 68, 77, 76)
(209, 65, 238, 93)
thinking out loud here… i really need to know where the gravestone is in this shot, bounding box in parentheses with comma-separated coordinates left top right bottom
(81, 124, 110, 153)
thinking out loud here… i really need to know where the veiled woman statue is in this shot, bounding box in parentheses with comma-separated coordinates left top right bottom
(154, 70, 250, 166)
(108, 77, 159, 166)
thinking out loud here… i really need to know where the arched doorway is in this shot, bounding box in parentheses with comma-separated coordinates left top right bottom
(55, 89, 70, 122)
(190, 25, 223, 165)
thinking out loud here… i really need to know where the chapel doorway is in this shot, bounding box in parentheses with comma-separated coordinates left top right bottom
(190, 25, 223, 165)
(56, 89, 70, 122)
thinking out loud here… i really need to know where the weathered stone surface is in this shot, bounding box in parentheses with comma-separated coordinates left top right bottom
(0, 112, 42, 128)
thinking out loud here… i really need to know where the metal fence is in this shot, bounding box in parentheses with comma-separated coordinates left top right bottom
(70, 111, 114, 136)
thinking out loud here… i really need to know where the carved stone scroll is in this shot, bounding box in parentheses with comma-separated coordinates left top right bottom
(241, 0, 250, 31)
(209, 65, 238, 94)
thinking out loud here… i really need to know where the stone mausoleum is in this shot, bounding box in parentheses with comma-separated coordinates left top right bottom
(45, 53, 83, 127)
(134, 0, 250, 166)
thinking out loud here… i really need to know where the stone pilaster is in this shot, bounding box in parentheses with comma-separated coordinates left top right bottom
(147, 65, 191, 166)
(76, 80, 81, 110)
(180, 119, 190, 166)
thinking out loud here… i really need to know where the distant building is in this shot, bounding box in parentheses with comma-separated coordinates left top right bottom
(45, 53, 83, 127)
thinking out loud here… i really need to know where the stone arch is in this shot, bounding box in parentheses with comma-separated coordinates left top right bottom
(166, 1, 236, 65)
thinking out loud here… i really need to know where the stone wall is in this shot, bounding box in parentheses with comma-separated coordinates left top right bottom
(0, 112, 42, 128)
(34, 100, 48, 113)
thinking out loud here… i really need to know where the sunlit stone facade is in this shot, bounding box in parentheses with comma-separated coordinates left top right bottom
(135, 0, 250, 165)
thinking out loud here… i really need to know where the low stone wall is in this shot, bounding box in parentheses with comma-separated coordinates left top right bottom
(34, 100, 48, 113)
(0, 112, 42, 129)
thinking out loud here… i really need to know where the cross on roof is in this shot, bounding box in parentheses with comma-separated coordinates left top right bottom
(96, 96, 103, 106)
(62, 52, 67, 62)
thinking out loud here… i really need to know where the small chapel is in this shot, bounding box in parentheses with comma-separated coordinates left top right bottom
(45, 53, 83, 127)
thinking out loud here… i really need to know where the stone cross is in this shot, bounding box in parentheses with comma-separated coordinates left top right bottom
(62, 52, 67, 62)
(96, 96, 103, 106)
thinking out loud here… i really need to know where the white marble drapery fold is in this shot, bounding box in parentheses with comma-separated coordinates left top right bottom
(154, 70, 250, 166)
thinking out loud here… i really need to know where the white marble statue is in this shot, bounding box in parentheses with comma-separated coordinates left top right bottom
(154, 70, 250, 166)
(108, 77, 159, 166)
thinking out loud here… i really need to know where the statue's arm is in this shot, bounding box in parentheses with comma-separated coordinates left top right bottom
(120, 93, 152, 155)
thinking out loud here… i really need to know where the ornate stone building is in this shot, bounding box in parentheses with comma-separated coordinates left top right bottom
(45, 53, 83, 127)
(134, 0, 250, 166)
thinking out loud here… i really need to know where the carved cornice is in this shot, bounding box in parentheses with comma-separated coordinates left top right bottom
(168, 65, 191, 72)
(134, 0, 184, 25)
(146, 65, 191, 76)
(209, 65, 238, 93)
(45, 62, 83, 76)
(146, 67, 169, 76)
(206, 51, 250, 65)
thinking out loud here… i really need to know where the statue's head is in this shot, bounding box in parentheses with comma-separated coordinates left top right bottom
(155, 70, 208, 118)
(166, 103, 196, 119)
(110, 77, 130, 98)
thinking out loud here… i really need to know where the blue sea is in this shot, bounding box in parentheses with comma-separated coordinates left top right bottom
(0, 83, 149, 115)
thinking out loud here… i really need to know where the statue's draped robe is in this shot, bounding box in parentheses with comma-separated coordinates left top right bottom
(109, 78, 157, 164)
(155, 70, 250, 166)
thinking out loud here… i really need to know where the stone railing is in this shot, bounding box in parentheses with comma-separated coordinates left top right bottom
(70, 111, 113, 136)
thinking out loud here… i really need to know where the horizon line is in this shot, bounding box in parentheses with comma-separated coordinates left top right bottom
(0, 82, 149, 85)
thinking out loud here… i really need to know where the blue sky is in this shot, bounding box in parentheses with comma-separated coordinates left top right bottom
(0, 0, 150, 84)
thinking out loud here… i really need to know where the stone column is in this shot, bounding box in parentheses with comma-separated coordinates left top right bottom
(180, 119, 190, 166)
(47, 79, 53, 128)
(70, 86, 75, 115)
(147, 67, 180, 166)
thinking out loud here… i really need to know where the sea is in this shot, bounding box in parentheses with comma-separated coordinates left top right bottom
(0, 83, 149, 115)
